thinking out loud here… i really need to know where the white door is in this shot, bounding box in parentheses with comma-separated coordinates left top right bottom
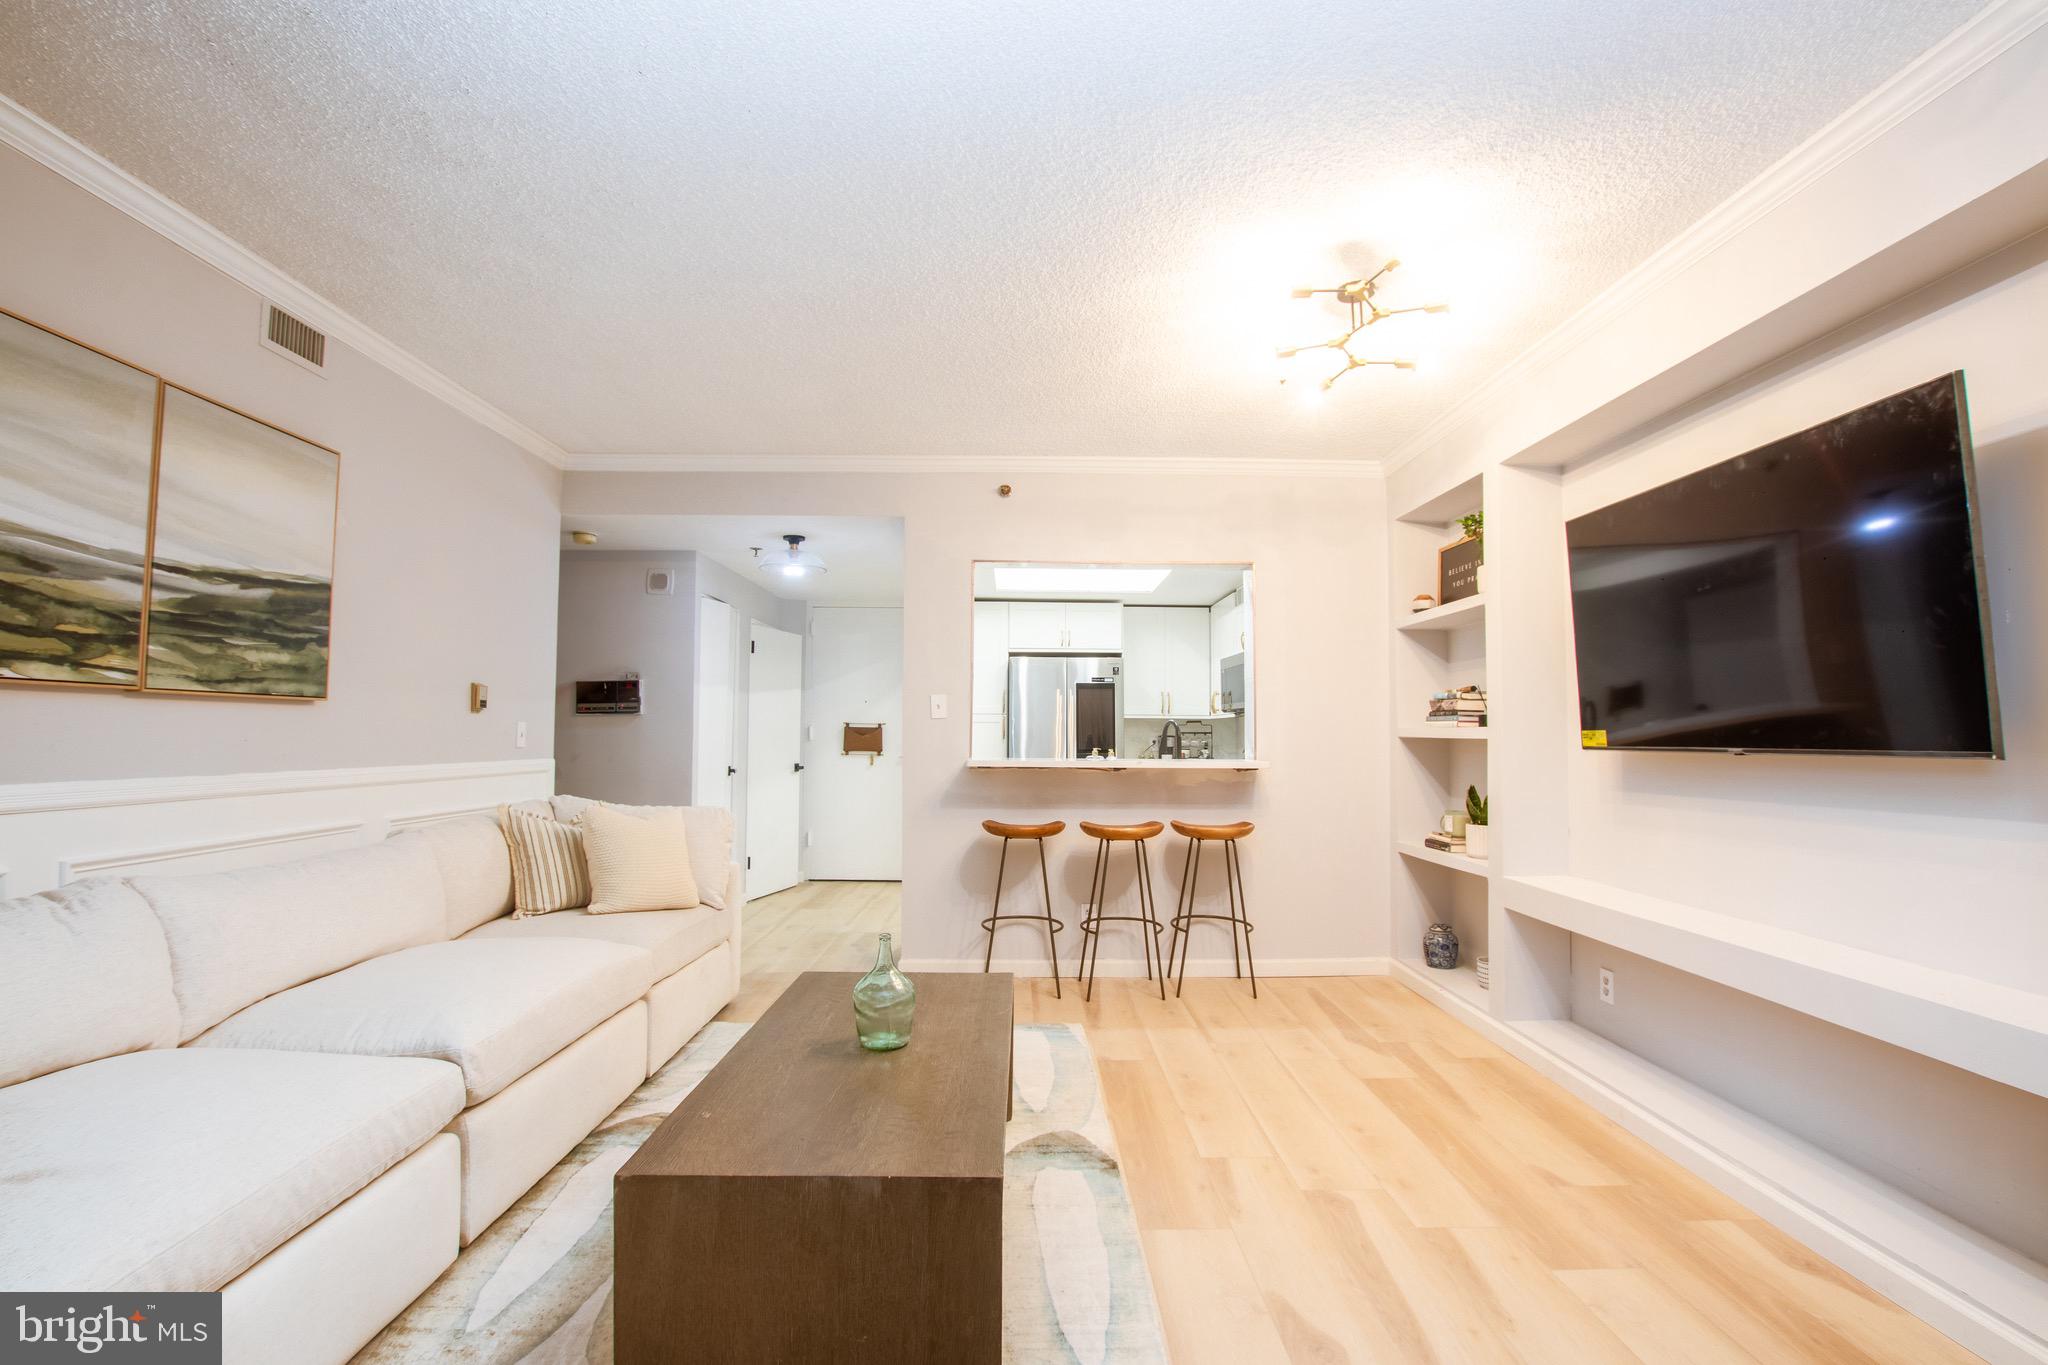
(1006, 601, 1065, 648)
(745, 621, 804, 899)
(1065, 601, 1123, 650)
(803, 608, 903, 880)
(692, 596, 737, 810)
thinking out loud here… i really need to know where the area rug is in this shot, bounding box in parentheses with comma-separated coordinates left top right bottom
(355, 1022, 1168, 1364)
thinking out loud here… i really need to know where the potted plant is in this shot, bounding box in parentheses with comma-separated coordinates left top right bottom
(1464, 785, 1489, 859)
(1459, 512, 1486, 592)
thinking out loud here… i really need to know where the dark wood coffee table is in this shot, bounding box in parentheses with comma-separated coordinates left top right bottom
(615, 970, 1014, 1364)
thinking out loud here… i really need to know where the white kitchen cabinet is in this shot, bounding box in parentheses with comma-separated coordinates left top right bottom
(972, 602, 1010, 714)
(1005, 601, 1066, 649)
(1001, 600, 1122, 651)
(1167, 613, 1210, 715)
(1122, 608, 1168, 715)
(1064, 602, 1123, 651)
(971, 716, 1006, 759)
(1123, 606, 1208, 715)
(1209, 589, 1243, 697)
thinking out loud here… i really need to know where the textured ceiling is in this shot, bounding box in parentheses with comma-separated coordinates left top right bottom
(0, 1, 1982, 465)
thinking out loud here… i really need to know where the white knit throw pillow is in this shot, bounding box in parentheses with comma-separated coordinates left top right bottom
(580, 803, 700, 915)
(498, 805, 591, 917)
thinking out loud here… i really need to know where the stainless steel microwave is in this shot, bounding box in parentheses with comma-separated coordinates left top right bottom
(1219, 652, 1245, 714)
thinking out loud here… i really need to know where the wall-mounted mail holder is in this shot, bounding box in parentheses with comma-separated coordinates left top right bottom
(842, 724, 884, 762)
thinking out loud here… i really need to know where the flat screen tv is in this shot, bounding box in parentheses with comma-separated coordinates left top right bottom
(1565, 373, 2001, 757)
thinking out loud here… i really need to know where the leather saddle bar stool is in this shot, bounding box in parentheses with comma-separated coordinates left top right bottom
(1074, 821, 1167, 1002)
(980, 820, 1067, 997)
(1164, 820, 1257, 998)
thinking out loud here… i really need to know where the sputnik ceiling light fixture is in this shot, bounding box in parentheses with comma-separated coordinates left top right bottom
(1277, 258, 1447, 391)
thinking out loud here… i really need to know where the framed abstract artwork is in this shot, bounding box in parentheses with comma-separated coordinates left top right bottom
(143, 385, 340, 698)
(0, 307, 163, 689)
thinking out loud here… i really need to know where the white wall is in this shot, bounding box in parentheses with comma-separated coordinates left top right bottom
(803, 607, 903, 880)
(0, 145, 562, 785)
(1553, 231, 2048, 1264)
(1563, 233, 2047, 990)
(565, 469, 1390, 972)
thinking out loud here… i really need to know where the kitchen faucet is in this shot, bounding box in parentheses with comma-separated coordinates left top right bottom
(1158, 719, 1183, 760)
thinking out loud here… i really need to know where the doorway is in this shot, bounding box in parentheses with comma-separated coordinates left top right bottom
(745, 620, 804, 899)
(804, 607, 904, 880)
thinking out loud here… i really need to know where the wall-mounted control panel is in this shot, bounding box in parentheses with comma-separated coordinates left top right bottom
(574, 679, 643, 714)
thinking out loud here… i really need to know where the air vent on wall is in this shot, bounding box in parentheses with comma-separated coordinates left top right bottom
(259, 301, 327, 375)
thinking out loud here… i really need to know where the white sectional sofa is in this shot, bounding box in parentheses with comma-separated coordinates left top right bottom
(0, 800, 741, 1365)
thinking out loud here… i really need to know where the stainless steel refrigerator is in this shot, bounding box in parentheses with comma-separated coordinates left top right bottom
(1006, 655, 1123, 759)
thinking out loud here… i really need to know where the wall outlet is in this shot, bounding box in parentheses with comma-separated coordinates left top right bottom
(929, 693, 949, 720)
(516, 720, 529, 749)
(1598, 968, 1616, 1005)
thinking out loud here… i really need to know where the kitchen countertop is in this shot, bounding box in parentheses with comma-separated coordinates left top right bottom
(966, 758, 1265, 772)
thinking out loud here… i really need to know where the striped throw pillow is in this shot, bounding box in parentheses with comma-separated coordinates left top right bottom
(498, 805, 591, 916)
(580, 803, 700, 915)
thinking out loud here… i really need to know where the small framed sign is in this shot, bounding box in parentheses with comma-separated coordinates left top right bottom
(1438, 535, 1483, 604)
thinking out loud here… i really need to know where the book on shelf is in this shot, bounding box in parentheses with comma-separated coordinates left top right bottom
(1425, 684, 1487, 725)
(1422, 833, 1466, 853)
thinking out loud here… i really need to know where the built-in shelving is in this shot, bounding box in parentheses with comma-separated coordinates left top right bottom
(1396, 726, 1489, 743)
(1390, 471, 1493, 1020)
(1392, 957, 1488, 1012)
(1395, 841, 1488, 877)
(1509, 1018, 2048, 1360)
(1396, 594, 1486, 632)
(1503, 874, 2048, 1099)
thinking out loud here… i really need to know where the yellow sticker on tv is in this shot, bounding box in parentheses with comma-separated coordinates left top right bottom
(1581, 729, 1609, 748)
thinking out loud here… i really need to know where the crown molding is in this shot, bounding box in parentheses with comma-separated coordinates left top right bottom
(564, 451, 1383, 478)
(0, 92, 569, 469)
(1381, 0, 2048, 478)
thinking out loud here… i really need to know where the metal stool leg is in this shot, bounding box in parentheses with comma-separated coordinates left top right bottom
(1077, 838, 1105, 987)
(1130, 840, 1156, 984)
(1174, 839, 1202, 998)
(1136, 837, 1166, 1000)
(1229, 839, 1257, 999)
(1037, 837, 1061, 999)
(983, 837, 1010, 974)
(1166, 836, 1195, 983)
(1084, 838, 1111, 1002)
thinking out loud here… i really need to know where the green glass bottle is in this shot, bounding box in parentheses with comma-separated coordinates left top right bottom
(853, 932, 916, 1051)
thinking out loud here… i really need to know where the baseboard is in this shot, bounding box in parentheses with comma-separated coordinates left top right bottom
(900, 955, 1390, 978)
(1387, 962, 2048, 1365)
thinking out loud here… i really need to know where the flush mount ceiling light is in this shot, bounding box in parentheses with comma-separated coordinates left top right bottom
(569, 530, 599, 546)
(1277, 258, 1447, 391)
(755, 533, 827, 580)
(991, 565, 1172, 594)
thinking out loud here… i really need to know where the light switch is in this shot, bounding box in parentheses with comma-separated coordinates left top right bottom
(929, 693, 949, 720)
(516, 721, 528, 749)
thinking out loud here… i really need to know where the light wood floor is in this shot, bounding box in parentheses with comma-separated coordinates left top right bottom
(721, 882, 1981, 1365)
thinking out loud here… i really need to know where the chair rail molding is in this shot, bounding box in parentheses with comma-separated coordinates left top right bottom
(0, 758, 552, 899)
(0, 758, 553, 817)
